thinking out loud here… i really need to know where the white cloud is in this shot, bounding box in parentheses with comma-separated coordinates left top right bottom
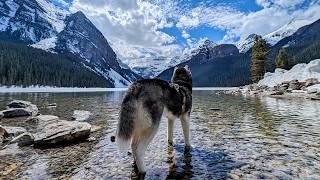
(69, 0, 320, 61)
(176, 1, 320, 43)
(70, 0, 181, 61)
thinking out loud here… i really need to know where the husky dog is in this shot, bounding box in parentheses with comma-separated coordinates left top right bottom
(116, 65, 192, 174)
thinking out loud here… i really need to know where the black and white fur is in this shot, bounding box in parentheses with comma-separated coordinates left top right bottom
(116, 65, 192, 174)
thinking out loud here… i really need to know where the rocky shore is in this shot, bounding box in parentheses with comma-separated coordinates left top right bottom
(225, 59, 320, 100)
(0, 100, 97, 149)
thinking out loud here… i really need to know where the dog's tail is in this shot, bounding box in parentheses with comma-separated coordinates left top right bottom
(116, 91, 137, 152)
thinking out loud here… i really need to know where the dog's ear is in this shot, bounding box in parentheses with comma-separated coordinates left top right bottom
(173, 66, 178, 73)
(184, 65, 190, 71)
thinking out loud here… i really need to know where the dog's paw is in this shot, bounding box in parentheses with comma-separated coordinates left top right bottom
(184, 144, 192, 152)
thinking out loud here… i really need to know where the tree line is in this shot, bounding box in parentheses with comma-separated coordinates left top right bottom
(0, 41, 109, 87)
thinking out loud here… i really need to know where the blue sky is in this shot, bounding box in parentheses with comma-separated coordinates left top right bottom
(52, 0, 320, 60)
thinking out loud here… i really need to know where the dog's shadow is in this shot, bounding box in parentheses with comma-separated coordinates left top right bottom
(130, 144, 246, 180)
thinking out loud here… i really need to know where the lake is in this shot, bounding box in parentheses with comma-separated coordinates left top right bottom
(0, 90, 320, 179)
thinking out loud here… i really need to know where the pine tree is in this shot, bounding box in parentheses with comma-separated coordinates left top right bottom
(275, 48, 289, 69)
(251, 36, 268, 83)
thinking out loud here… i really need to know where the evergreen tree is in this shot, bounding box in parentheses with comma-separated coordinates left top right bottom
(251, 36, 268, 83)
(275, 48, 289, 69)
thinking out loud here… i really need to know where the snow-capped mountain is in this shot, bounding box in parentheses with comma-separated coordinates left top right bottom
(236, 34, 258, 53)
(237, 19, 316, 53)
(124, 40, 219, 78)
(0, 0, 140, 87)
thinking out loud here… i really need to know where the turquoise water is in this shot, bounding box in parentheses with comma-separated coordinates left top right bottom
(0, 91, 319, 179)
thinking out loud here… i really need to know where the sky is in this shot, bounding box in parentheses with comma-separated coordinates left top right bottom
(51, 0, 320, 61)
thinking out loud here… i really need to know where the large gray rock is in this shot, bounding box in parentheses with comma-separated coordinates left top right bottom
(34, 115, 91, 147)
(10, 132, 34, 147)
(72, 110, 93, 121)
(1, 108, 33, 118)
(7, 100, 39, 116)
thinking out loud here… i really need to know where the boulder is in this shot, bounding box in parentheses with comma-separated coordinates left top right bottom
(7, 100, 32, 108)
(289, 80, 300, 90)
(1, 108, 32, 118)
(305, 78, 319, 87)
(72, 110, 93, 121)
(34, 115, 91, 147)
(10, 132, 34, 147)
(7, 100, 38, 116)
(3, 126, 27, 137)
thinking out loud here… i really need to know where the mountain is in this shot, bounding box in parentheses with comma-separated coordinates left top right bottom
(237, 19, 315, 53)
(0, 0, 140, 87)
(157, 42, 250, 87)
(267, 18, 320, 70)
(125, 40, 219, 78)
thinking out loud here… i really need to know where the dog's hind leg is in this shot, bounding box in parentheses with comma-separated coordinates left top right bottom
(167, 117, 175, 146)
(180, 113, 191, 147)
(131, 127, 158, 174)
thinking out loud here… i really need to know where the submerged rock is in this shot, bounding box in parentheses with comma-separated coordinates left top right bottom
(34, 115, 91, 147)
(10, 132, 34, 147)
(72, 110, 93, 121)
(1, 108, 33, 118)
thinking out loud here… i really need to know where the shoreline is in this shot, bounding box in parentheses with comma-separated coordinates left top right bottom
(0, 86, 237, 93)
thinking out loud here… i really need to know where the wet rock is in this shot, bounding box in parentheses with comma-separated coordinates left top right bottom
(305, 78, 319, 87)
(72, 110, 93, 121)
(0, 108, 32, 118)
(10, 132, 34, 147)
(311, 96, 320, 101)
(47, 103, 57, 107)
(7, 100, 38, 116)
(0, 112, 3, 119)
(279, 84, 289, 91)
(270, 91, 284, 95)
(2, 126, 27, 137)
(34, 115, 91, 147)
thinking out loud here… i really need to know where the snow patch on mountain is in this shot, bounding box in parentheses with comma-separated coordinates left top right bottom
(258, 59, 320, 87)
(264, 19, 312, 46)
(31, 36, 57, 52)
(5, 0, 19, 17)
(237, 19, 316, 53)
(35, 0, 68, 33)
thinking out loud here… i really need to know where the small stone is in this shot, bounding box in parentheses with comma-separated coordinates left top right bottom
(270, 91, 284, 95)
(87, 137, 96, 142)
(47, 103, 57, 107)
(72, 110, 93, 121)
(10, 132, 34, 147)
(111, 135, 115, 142)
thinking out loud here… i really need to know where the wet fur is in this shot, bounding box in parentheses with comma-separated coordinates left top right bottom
(116, 65, 192, 173)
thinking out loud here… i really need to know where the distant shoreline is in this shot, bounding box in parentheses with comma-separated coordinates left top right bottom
(0, 86, 238, 93)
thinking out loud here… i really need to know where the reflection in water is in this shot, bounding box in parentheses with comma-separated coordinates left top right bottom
(0, 91, 320, 179)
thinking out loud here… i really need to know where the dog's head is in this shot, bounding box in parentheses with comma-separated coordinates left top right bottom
(171, 65, 192, 87)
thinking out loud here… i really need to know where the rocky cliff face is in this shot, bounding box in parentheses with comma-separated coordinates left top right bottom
(0, 0, 140, 87)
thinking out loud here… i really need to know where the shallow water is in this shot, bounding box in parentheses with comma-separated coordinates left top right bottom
(0, 91, 320, 179)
